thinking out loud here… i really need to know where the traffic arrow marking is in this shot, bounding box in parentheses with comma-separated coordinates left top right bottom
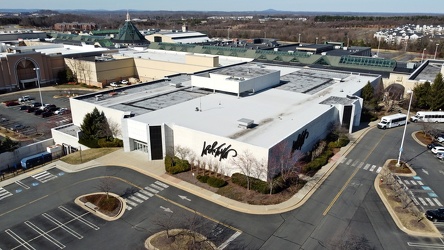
(160, 206, 173, 213)
(178, 195, 191, 201)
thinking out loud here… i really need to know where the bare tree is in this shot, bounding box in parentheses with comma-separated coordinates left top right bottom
(152, 212, 176, 239)
(230, 150, 257, 190)
(174, 145, 192, 160)
(107, 118, 121, 138)
(96, 176, 115, 199)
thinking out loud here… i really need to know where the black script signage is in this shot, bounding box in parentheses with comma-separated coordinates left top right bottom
(201, 141, 238, 161)
(292, 129, 309, 152)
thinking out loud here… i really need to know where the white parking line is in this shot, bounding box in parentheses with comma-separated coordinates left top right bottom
(404, 180, 410, 185)
(410, 180, 417, 185)
(25, 221, 65, 249)
(58, 206, 99, 230)
(134, 192, 149, 200)
(155, 181, 169, 188)
(5, 229, 36, 250)
(15, 180, 30, 189)
(42, 213, 83, 239)
(218, 231, 242, 250)
(363, 164, 370, 170)
(433, 198, 443, 207)
(417, 181, 424, 185)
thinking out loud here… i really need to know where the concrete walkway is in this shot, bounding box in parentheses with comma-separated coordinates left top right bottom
(3, 120, 441, 237)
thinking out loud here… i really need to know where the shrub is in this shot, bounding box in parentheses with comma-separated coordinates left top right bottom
(98, 138, 123, 147)
(197, 175, 209, 183)
(303, 149, 333, 174)
(231, 173, 270, 194)
(79, 138, 99, 148)
(207, 176, 227, 188)
(165, 155, 191, 174)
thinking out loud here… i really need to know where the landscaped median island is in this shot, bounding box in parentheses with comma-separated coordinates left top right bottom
(75, 192, 125, 221)
(376, 159, 440, 237)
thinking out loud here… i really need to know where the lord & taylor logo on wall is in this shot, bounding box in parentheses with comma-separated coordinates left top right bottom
(201, 141, 238, 161)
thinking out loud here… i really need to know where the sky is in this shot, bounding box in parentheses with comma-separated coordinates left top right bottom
(1, 0, 444, 14)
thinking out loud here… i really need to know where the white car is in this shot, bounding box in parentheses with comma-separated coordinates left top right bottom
(110, 82, 120, 87)
(431, 146, 444, 154)
(120, 80, 128, 85)
(54, 108, 67, 115)
(437, 136, 444, 143)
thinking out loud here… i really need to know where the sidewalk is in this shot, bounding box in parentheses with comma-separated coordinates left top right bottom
(0, 121, 378, 215)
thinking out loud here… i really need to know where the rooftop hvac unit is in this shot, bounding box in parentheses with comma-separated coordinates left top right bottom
(238, 118, 254, 129)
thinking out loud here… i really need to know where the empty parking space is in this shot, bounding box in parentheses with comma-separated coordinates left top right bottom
(0, 202, 102, 250)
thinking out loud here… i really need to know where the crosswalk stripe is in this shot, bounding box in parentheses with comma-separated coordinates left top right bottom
(346, 159, 353, 165)
(134, 192, 149, 200)
(126, 206, 133, 211)
(128, 195, 143, 203)
(433, 198, 443, 206)
(351, 160, 359, 167)
(376, 167, 382, 173)
(357, 162, 364, 169)
(32, 171, 57, 183)
(363, 164, 370, 170)
(369, 165, 377, 172)
(125, 199, 138, 207)
(340, 157, 347, 164)
(145, 186, 159, 193)
(417, 181, 424, 185)
(410, 180, 417, 185)
(0, 188, 13, 200)
(418, 197, 428, 206)
(139, 189, 154, 197)
(32, 171, 50, 178)
(425, 198, 435, 206)
(155, 181, 169, 188)
(404, 180, 410, 185)
(150, 184, 164, 191)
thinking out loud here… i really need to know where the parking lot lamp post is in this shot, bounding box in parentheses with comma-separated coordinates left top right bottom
(396, 90, 413, 167)
(33, 67, 43, 106)
(434, 44, 439, 59)
(421, 48, 426, 64)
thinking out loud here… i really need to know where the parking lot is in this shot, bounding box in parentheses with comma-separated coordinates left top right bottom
(0, 89, 94, 141)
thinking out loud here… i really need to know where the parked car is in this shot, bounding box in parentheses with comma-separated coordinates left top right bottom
(1, 117, 8, 122)
(428, 142, 443, 150)
(41, 111, 53, 118)
(5, 101, 19, 106)
(27, 107, 36, 113)
(431, 146, 444, 154)
(18, 95, 33, 102)
(437, 135, 444, 143)
(54, 108, 67, 115)
(34, 109, 43, 115)
(19, 105, 30, 110)
(426, 208, 444, 222)
(31, 102, 42, 108)
(120, 80, 128, 85)
(10, 124, 24, 131)
(110, 82, 120, 87)
(437, 152, 444, 160)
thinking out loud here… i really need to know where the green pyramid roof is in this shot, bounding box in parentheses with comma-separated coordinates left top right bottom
(115, 20, 148, 45)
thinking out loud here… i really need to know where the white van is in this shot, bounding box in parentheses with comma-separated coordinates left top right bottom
(377, 114, 407, 129)
(410, 111, 444, 123)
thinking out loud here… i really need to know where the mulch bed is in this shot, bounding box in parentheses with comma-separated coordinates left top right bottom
(80, 194, 121, 217)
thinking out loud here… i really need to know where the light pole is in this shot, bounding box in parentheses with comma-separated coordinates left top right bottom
(396, 90, 413, 167)
(376, 36, 381, 57)
(315, 37, 318, 44)
(434, 43, 439, 59)
(33, 67, 44, 106)
(298, 33, 301, 43)
(421, 48, 426, 63)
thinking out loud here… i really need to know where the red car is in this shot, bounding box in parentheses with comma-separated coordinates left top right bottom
(5, 101, 19, 106)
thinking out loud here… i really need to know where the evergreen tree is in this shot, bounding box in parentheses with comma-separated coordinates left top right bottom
(430, 73, 444, 110)
(0, 136, 19, 153)
(413, 81, 431, 110)
(79, 107, 112, 147)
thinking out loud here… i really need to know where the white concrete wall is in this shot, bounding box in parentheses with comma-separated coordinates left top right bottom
(51, 125, 89, 150)
(0, 139, 54, 171)
(173, 125, 269, 181)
